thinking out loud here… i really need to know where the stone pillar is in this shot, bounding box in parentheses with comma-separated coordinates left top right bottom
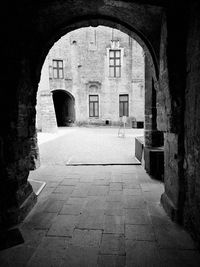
(144, 56, 164, 180)
(36, 58, 57, 133)
(144, 56, 163, 147)
(29, 132, 40, 170)
(158, 8, 187, 223)
(0, 81, 37, 228)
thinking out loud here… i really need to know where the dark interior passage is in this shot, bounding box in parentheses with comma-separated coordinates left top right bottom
(52, 90, 75, 126)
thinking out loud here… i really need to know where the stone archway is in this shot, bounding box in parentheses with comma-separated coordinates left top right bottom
(0, 12, 164, 227)
(52, 90, 75, 127)
(1, 1, 185, 237)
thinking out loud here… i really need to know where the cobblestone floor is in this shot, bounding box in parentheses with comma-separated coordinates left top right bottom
(1, 165, 200, 267)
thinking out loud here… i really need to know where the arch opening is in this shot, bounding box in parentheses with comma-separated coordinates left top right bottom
(52, 90, 75, 127)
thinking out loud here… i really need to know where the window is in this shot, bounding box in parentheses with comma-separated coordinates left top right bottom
(89, 95, 99, 117)
(109, 50, 121, 78)
(53, 60, 64, 79)
(119, 94, 129, 117)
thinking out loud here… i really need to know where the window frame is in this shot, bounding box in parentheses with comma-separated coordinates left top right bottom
(109, 49, 121, 78)
(119, 94, 129, 117)
(52, 59, 64, 79)
(89, 95, 99, 118)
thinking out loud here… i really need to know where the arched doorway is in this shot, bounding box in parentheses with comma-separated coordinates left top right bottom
(52, 90, 75, 126)
(1, 1, 174, 232)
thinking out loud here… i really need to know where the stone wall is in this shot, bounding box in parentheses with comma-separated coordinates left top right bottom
(184, 1, 200, 243)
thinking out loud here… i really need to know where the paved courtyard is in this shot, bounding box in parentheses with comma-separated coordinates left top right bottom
(0, 127, 200, 266)
(38, 127, 143, 165)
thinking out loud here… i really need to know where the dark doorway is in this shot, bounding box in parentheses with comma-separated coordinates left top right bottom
(52, 90, 75, 126)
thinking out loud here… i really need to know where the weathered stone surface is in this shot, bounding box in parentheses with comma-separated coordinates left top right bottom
(98, 255, 126, 267)
(77, 210, 105, 230)
(26, 237, 71, 267)
(59, 204, 83, 215)
(125, 225, 156, 241)
(47, 215, 79, 237)
(53, 185, 74, 194)
(125, 208, 151, 225)
(110, 183, 123, 191)
(154, 224, 196, 250)
(71, 229, 102, 247)
(100, 234, 125, 255)
(126, 240, 161, 267)
(24, 211, 57, 230)
(60, 178, 79, 186)
(123, 195, 146, 209)
(88, 185, 109, 196)
(123, 189, 142, 195)
(105, 202, 124, 216)
(44, 199, 65, 213)
(104, 215, 125, 234)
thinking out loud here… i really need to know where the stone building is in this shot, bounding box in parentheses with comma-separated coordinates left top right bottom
(36, 26, 144, 131)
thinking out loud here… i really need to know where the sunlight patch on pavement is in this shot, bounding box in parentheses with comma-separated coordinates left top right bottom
(37, 128, 76, 145)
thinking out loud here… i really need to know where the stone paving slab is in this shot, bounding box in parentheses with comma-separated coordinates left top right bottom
(66, 197, 87, 206)
(97, 255, 126, 267)
(1, 165, 200, 267)
(24, 211, 57, 230)
(104, 215, 125, 234)
(110, 182, 123, 191)
(60, 245, 99, 267)
(105, 201, 124, 216)
(60, 178, 80, 186)
(123, 195, 147, 209)
(43, 199, 65, 213)
(47, 215, 79, 237)
(88, 185, 109, 196)
(159, 249, 200, 267)
(59, 204, 83, 215)
(100, 234, 125, 255)
(27, 236, 71, 267)
(125, 208, 151, 225)
(49, 192, 70, 200)
(53, 185, 75, 194)
(106, 194, 123, 202)
(125, 224, 156, 241)
(86, 197, 107, 210)
(123, 188, 142, 195)
(126, 240, 162, 267)
(77, 210, 105, 230)
(154, 224, 196, 250)
(71, 229, 102, 247)
(0, 229, 46, 267)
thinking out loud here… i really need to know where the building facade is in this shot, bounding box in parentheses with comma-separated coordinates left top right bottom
(36, 26, 144, 131)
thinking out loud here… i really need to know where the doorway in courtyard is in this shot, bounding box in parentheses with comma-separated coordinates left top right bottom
(52, 90, 75, 127)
